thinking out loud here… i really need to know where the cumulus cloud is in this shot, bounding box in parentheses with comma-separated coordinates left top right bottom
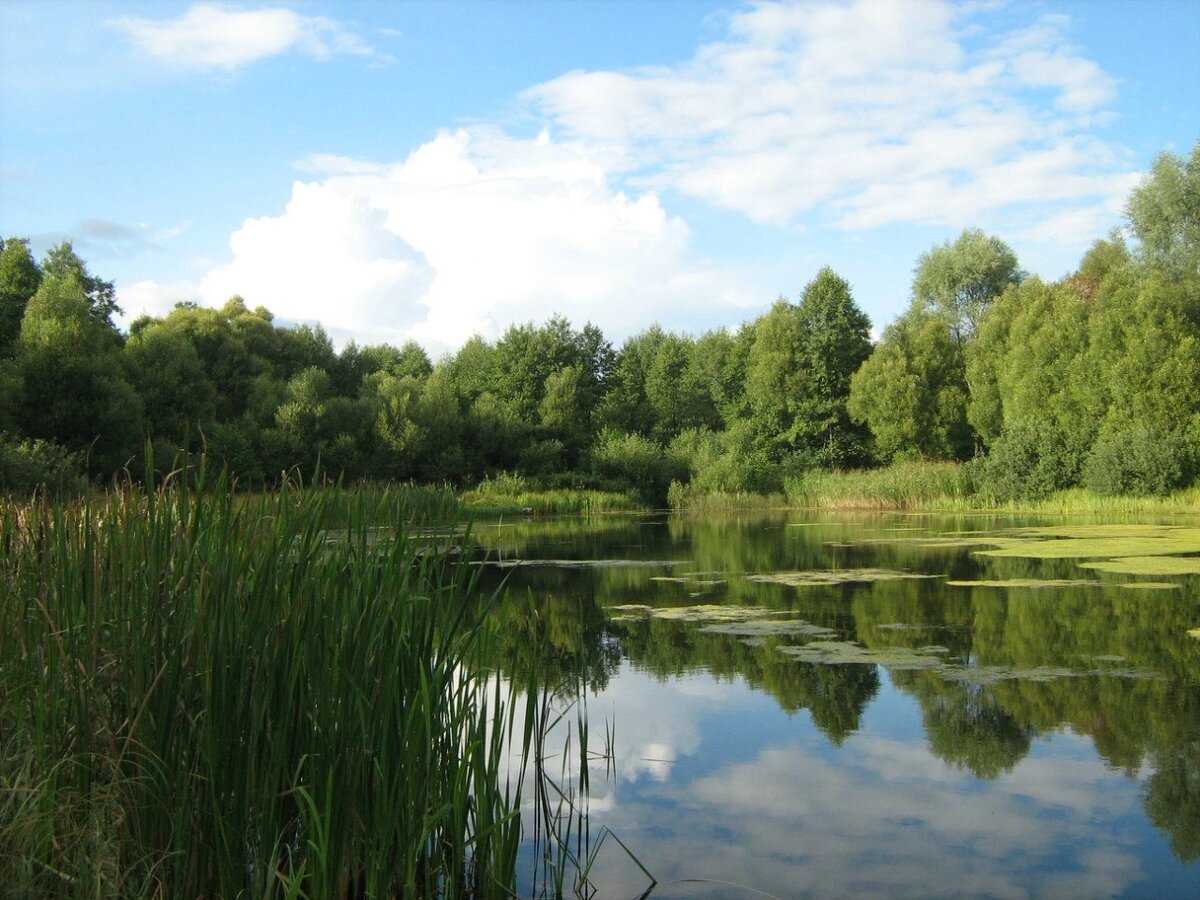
(198, 128, 756, 351)
(116, 279, 200, 327)
(526, 0, 1133, 234)
(108, 3, 381, 72)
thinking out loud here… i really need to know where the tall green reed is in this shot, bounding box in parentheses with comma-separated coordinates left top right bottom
(0, 464, 533, 898)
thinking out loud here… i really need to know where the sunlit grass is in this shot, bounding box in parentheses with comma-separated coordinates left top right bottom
(461, 472, 641, 515)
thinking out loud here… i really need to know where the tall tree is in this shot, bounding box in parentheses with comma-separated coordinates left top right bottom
(11, 273, 140, 473)
(1126, 141, 1200, 277)
(0, 237, 42, 352)
(911, 227, 1021, 345)
(792, 267, 873, 466)
(849, 309, 973, 461)
(40, 241, 120, 329)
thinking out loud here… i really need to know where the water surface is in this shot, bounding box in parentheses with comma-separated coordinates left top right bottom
(473, 511, 1200, 898)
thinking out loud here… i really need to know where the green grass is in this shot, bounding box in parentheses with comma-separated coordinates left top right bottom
(785, 461, 974, 509)
(0, 469, 539, 898)
(775, 462, 1200, 514)
(461, 472, 641, 515)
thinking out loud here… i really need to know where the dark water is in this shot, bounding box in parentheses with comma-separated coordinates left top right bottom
(473, 511, 1200, 899)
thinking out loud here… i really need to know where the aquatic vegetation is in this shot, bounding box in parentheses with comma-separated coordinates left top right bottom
(1080, 556, 1200, 575)
(650, 574, 727, 586)
(612, 603, 785, 622)
(749, 568, 940, 586)
(698, 619, 839, 638)
(1115, 582, 1183, 590)
(483, 557, 686, 569)
(778, 640, 950, 670)
(1188, 628, 1200, 640)
(0, 477, 539, 898)
(775, 640, 1162, 683)
(945, 578, 1104, 588)
(976, 526, 1200, 560)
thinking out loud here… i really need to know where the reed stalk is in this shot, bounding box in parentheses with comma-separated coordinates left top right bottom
(0, 463, 535, 898)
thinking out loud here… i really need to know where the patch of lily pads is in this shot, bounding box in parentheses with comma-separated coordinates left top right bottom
(748, 568, 940, 587)
(698, 619, 838, 638)
(944, 578, 1103, 589)
(605, 603, 838, 639)
(776, 640, 1163, 681)
(482, 558, 686, 569)
(1079, 556, 1200, 576)
(975, 525, 1200, 560)
(778, 641, 949, 670)
(607, 603, 782, 622)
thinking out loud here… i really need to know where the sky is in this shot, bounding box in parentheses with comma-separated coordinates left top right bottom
(1, 0, 1197, 356)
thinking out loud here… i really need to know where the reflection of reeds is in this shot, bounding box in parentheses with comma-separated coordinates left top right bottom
(517, 601, 655, 900)
(0, 465, 538, 897)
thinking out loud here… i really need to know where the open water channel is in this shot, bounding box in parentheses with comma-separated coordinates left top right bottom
(469, 511, 1200, 899)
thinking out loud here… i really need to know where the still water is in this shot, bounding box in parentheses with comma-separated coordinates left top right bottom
(472, 511, 1200, 899)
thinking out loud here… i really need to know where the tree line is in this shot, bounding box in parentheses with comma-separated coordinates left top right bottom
(1, 141, 1196, 501)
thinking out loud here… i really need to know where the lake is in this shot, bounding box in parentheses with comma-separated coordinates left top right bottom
(470, 511, 1200, 898)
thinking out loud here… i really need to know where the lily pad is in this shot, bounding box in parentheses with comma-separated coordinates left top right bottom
(1115, 582, 1182, 590)
(777, 641, 948, 670)
(944, 578, 1102, 588)
(748, 568, 939, 587)
(976, 526, 1200, 560)
(698, 619, 838, 638)
(483, 558, 685, 569)
(776, 641, 1161, 683)
(1188, 628, 1200, 640)
(1079, 556, 1200, 576)
(607, 603, 786, 624)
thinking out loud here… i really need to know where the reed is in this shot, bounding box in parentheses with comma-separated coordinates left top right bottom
(0, 466, 533, 898)
(461, 474, 641, 516)
(786, 461, 974, 510)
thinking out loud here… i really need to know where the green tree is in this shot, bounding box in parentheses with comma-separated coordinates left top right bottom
(595, 326, 664, 436)
(791, 267, 873, 466)
(849, 309, 972, 461)
(1126, 141, 1200, 276)
(0, 237, 42, 352)
(11, 274, 140, 474)
(911, 227, 1021, 344)
(40, 241, 120, 329)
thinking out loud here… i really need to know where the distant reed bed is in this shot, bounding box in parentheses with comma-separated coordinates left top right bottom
(461, 472, 641, 516)
(786, 461, 975, 509)
(0, 470, 536, 898)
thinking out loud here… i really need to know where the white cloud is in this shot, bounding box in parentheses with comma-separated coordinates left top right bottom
(108, 3, 381, 73)
(116, 280, 199, 327)
(197, 128, 756, 352)
(525, 0, 1134, 234)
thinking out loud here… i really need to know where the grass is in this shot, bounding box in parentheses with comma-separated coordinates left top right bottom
(768, 465, 1200, 513)
(667, 489, 791, 513)
(461, 472, 642, 516)
(0, 467, 540, 898)
(785, 461, 974, 510)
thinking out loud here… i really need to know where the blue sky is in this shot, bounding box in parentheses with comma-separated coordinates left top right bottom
(1, 0, 1197, 354)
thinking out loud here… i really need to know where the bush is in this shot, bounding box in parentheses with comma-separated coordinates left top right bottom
(590, 429, 686, 506)
(669, 426, 783, 496)
(0, 433, 87, 496)
(1082, 427, 1195, 496)
(969, 421, 1086, 502)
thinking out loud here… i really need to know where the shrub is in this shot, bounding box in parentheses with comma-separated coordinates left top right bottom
(0, 433, 86, 495)
(969, 421, 1086, 502)
(1082, 427, 1195, 496)
(669, 426, 782, 495)
(590, 428, 686, 506)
